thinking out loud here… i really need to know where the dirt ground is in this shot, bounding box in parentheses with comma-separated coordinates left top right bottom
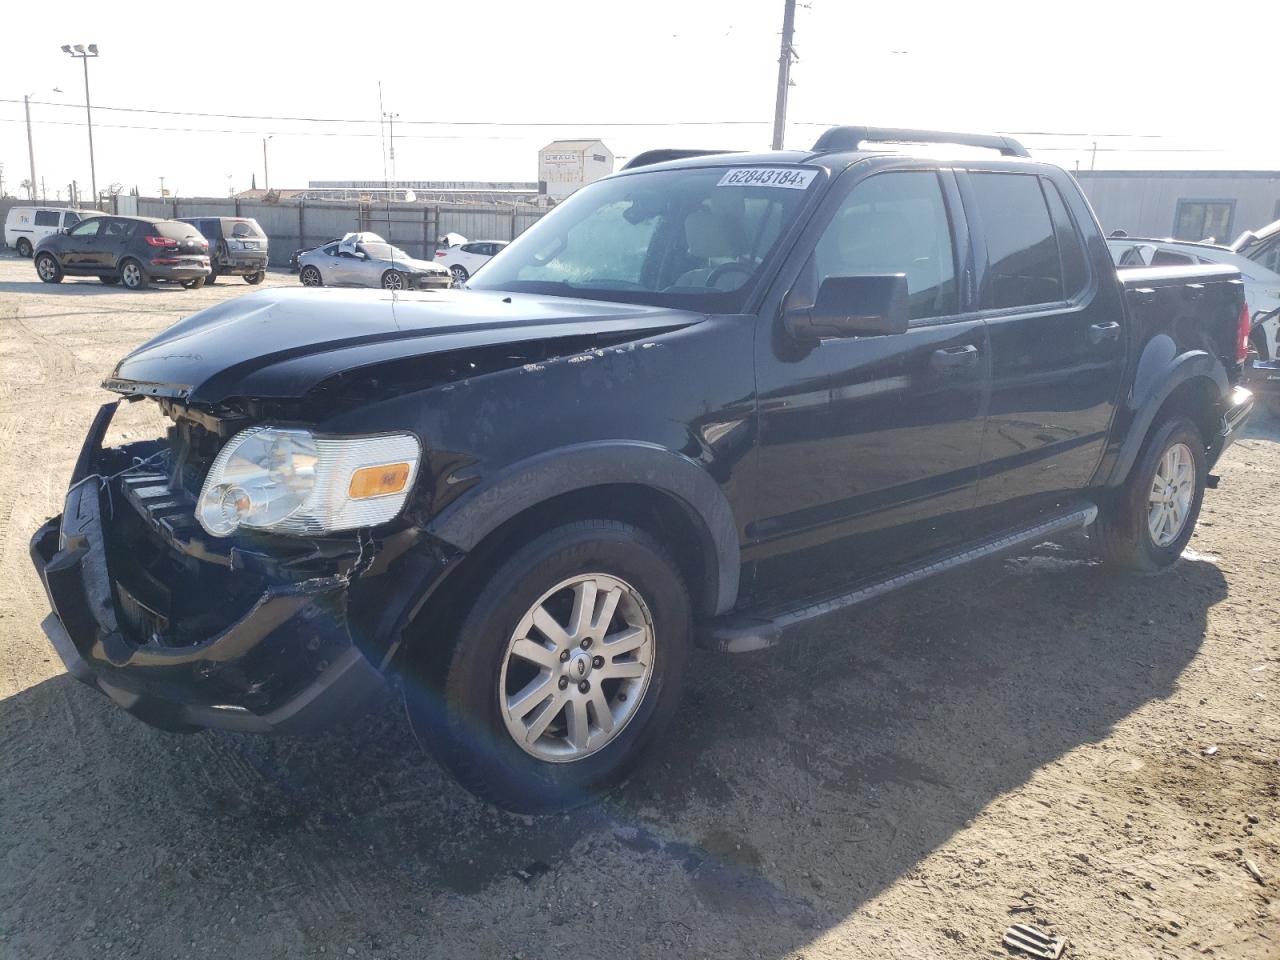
(0, 253, 1276, 960)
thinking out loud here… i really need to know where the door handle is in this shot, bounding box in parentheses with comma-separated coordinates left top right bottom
(931, 344, 979, 373)
(1089, 321, 1122, 344)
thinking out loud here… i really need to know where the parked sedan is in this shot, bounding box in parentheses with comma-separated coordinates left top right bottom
(34, 216, 210, 290)
(297, 236, 451, 291)
(435, 239, 508, 284)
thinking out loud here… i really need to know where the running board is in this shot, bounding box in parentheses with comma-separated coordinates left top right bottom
(703, 502, 1098, 653)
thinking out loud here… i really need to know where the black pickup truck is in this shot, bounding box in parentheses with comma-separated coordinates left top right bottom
(30, 126, 1254, 812)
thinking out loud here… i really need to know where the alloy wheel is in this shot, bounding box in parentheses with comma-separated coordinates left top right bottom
(36, 256, 58, 281)
(300, 267, 321, 286)
(1148, 441, 1194, 547)
(383, 271, 404, 290)
(122, 262, 142, 289)
(498, 573, 655, 762)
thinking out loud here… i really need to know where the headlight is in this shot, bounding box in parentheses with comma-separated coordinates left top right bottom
(196, 426, 421, 537)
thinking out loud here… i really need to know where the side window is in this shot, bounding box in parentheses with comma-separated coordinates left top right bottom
(969, 172, 1062, 309)
(321, 243, 339, 256)
(1042, 181, 1088, 298)
(1115, 245, 1146, 268)
(102, 219, 137, 240)
(1150, 249, 1195, 267)
(68, 219, 102, 238)
(461, 243, 482, 254)
(34, 210, 60, 227)
(813, 171, 958, 320)
(63, 211, 81, 227)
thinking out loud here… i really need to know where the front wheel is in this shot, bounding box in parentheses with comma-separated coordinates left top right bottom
(243, 271, 264, 285)
(35, 253, 63, 283)
(16, 238, 33, 258)
(404, 520, 691, 813)
(299, 265, 323, 287)
(1095, 415, 1206, 572)
(381, 270, 405, 291)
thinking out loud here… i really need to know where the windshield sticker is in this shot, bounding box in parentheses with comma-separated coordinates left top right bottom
(716, 168, 816, 189)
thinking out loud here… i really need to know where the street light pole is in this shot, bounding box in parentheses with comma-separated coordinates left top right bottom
(61, 44, 100, 207)
(262, 136, 273, 191)
(23, 95, 38, 201)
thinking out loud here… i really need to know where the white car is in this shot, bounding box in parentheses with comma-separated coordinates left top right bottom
(4, 206, 93, 258)
(297, 233, 451, 291)
(434, 240, 508, 284)
(1108, 235, 1280, 360)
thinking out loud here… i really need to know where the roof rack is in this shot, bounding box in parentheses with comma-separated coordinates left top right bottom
(622, 149, 736, 170)
(811, 126, 1030, 158)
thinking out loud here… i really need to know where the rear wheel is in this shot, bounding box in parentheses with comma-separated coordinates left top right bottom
(299, 265, 323, 287)
(381, 270, 405, 291)
(449, 264, 468, 285)
(181, 277, 206, 289)
(16, 238, 32, 258)
(1095, 415, 1206, 572)
(243, 271, 264, 285)
(403, 520, 691, 813)
(119, 258, 149, 290)
(34, 253, 62, 283)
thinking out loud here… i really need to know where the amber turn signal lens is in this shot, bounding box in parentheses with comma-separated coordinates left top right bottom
(348, 462, 411, 499)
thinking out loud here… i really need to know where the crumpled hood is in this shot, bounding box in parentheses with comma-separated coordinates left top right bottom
(105, 287, 701, 405)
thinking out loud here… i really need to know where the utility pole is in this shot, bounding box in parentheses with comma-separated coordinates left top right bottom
(24, 95, 38, 201)
(771, 0, 798, 151)
(61, 44, 100, 207)
(263, 136, 272, 190)
(1090, 140, 1098, 171)
(384, 111, 399, 187)
(40, 177, 46, 201)
(159, 176, 165, 197)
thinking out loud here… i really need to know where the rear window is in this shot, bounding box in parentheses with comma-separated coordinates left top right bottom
(154, 220, 204, 240)
(222, 218, 265, 238)
(970, 172, 1063, 309)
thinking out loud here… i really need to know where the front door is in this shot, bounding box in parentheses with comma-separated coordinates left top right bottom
(747, 165, 990, 601)
(62, 217, 103, 270)
(956, 168, 1128, 528)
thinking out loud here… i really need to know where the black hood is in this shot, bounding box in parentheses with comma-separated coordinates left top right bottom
(105, 287, 703, 405)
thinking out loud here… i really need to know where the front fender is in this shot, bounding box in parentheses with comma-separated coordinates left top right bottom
(424, 441, 740, 615)
(1103, 337, 1227, 486)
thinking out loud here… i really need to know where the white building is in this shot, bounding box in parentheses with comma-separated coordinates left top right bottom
(1075, 170, 1280, 243)
(538, 140, 614, 201)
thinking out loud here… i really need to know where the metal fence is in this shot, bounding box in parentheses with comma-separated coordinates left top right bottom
(136, 197, 547, 266)
(1, 195, 546, 266)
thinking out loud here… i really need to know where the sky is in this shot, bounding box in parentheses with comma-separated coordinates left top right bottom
(2, 0, 1275, 201)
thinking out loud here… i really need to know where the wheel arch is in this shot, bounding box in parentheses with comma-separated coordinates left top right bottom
(424, 442, 739, 620)
(1106, 344, 1226, 486)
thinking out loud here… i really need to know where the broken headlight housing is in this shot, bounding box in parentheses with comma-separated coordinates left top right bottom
(195, 426, 421, 537)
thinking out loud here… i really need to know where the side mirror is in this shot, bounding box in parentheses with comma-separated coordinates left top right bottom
(785, 274, 910, 340)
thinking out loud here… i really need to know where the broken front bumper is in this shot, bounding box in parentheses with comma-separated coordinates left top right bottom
(28, 412, 386, 735)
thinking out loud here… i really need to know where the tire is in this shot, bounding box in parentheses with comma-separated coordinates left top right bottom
(100, 275, 120, 285)
(34, 252, 63, 283)
(206, 264, 219, 285)
(299, 265, 323, 287)
(403, 520, 692, 813)
(449, 264, 468, 285)
(119, 258, 149, 290)
(16, 238, 32, 258)
(381, 270, 406, 291)
(181, 277, 206, 289)
(243, 271, 264, 285)
(1095, 415, 1206, 572)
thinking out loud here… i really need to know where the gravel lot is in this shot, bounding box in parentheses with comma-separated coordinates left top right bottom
(0, 252, 1276, 960)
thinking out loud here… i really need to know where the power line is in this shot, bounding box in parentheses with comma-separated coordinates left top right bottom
(0, 98, 776, 127)
(0, 116, 525, 140)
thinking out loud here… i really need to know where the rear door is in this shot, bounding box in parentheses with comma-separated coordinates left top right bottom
(957, 168, 1128, 528)
(748, 163, 990, 598)
(98, 218, 141, 269)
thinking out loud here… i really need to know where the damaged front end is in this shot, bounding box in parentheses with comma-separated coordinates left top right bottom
(28, 400, 449, 734)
